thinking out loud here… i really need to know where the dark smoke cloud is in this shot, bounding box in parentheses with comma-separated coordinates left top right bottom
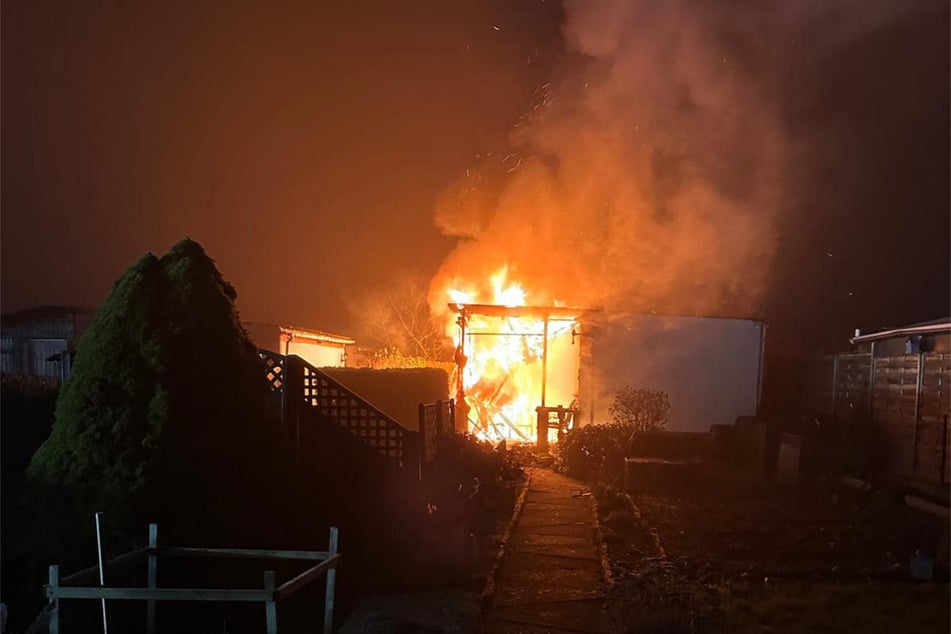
(431, 0, 948, 335)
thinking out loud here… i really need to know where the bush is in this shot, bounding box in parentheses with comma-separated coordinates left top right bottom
(0, 376, 59, 626)
(19, 239, 285, 630)
(558, 387, 671, 486)
(609, 386, 670, 433)
(424, 435, 524, 536)
(556, 422, 631, 486)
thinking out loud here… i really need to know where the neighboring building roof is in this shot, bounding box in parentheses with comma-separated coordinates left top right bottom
(851, 318, 951, 345)
(244, 321, 355, 346)
(1, 305, 95, 328)
(280, 325, 355, 346)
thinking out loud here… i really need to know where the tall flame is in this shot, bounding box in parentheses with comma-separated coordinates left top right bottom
(447, 266, 579, 443)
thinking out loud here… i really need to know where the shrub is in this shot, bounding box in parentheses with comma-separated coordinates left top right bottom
(23, 240, 284, 603)
(424, 434, 524, 536)
(558, 387, 671, 485)
(609, 386, 670, 433)
(556, 422, 631, 485)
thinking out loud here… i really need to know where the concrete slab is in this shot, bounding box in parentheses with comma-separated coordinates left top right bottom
(492, 581, 604, 607)
(515, 523, 594, 539)
(498, 551, 601, 573)
(511, 542, 600, 560)
(495, 566, 602, 589)
(482, 469, 608, 634)
(508, 533, 592, 548)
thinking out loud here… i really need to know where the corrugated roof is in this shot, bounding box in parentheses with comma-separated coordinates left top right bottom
(851, 318, 951, 344)
(279, 325, 355, 345)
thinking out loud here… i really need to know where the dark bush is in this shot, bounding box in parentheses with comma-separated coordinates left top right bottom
(424, 435, 523, 536)
(556, 422, 631, 486)
(0, 375, 59, 627)
(609, 386, 670, 433)
(20, 239, 285, 631)
(558, 388, 671, 486)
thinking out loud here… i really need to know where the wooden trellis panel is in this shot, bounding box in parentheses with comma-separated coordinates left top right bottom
(258, 350, 286, 392)
(419, 399, 455, 465)
(300, 364, 416, 469)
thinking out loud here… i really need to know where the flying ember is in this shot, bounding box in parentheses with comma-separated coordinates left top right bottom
(446, 267, 583, 444)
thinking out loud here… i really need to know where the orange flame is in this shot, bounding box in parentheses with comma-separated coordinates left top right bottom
(447, 266, 579, 443)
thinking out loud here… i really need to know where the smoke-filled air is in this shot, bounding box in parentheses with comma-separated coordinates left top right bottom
(431, 0, 787, 318)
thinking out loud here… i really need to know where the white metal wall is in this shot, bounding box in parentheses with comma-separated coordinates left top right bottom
(583, 314, 765, 433)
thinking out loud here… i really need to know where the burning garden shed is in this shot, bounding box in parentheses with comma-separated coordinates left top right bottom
(447, 287, 766, 443)
(449, 301, 586, 445)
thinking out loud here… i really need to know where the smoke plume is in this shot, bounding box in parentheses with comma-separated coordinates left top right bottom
(431, 0, 790, 317)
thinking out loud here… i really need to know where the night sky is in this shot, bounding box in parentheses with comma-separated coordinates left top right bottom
(2, 0, 948, 354)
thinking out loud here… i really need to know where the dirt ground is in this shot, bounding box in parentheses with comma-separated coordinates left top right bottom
(595, 461, 950, 633)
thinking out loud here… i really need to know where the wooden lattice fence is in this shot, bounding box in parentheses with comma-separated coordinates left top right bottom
(260, 350, 285, 391)
(257, 351, 454, 476)
(418, 399, 455, 465)
(300, 363, 418, 470)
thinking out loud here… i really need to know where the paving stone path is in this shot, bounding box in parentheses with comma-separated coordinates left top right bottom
(482, 468, 609, 634)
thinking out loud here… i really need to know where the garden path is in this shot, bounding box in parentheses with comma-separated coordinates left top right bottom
(482, 468, 609, 633)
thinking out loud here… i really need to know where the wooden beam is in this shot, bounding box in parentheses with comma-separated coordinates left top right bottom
(274, 554, 341, 601)
(61, 548, 147, 584)
(449, 303, 585, 320)
(157, 547, 331, 561)
(49, 586, 268, 602)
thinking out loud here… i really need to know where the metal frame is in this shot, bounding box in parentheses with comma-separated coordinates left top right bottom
(449, 302, 584, 440)
(46, 524, 340, 634)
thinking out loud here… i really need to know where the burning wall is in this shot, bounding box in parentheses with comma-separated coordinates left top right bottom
(429, 2, 788, 441)
(445, 268, 581, 441)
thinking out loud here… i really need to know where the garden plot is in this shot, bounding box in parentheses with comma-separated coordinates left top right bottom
(594, 463, 949, 633)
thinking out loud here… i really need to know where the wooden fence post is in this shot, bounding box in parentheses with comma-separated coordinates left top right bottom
(323, 527, 339, 634)
(912, 353, 925, 478)
(48, 565, 60, 634)
(147, 523, 158, 634)
(942, 414, 949, 486)
(264, 570, 277, 634)
(418, 402, 427, 462)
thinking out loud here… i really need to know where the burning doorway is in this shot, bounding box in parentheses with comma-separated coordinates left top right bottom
(449, 301, 584, 445)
